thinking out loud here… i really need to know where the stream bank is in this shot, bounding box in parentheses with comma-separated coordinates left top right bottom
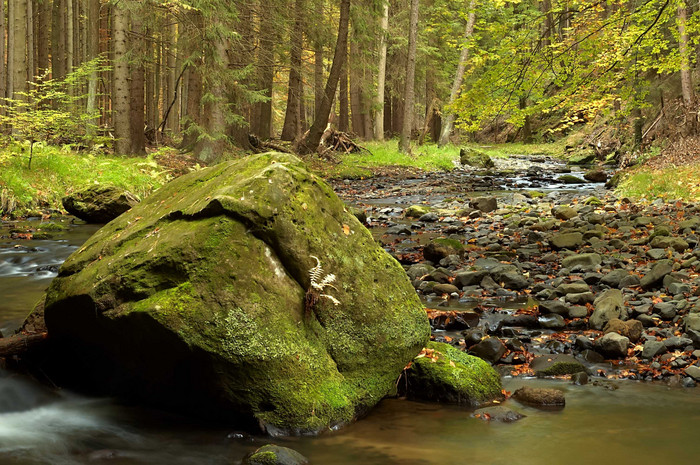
(0, 153, 699, 464)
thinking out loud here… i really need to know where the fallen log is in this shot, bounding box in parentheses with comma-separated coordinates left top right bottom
(248, 134, 293, 154)
(0, 332, 49, 358)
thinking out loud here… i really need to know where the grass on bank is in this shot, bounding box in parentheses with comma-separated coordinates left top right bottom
(320, 139, 570, 179)
(616, 164, 700, 202)
(0, 142, 173, 216)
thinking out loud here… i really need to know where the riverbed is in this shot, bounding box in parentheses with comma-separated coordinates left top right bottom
(2, 161, 700, 464)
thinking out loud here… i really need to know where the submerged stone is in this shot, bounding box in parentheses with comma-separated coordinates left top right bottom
(531, 354, 586, 377)
(512, 386, 565, 408)
(473, 406, 525, 423)
(36, 153, 430, 435)
(403, 341, 504, 407)
(243, 445, 309, 465)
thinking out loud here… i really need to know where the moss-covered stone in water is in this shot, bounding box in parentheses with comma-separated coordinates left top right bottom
(405, 205, 431, 218)
(39, 152, 430, 435)
(244, 445, 309, 465)
(433, 238, 464, 251)
(38, 222, 68, 232)
(459, 148, 495, 168)
(531, 355, 586, 377)
(558, 174, 586, 184)
(403, 341, 503, 407)
(583, 196, 603, 206)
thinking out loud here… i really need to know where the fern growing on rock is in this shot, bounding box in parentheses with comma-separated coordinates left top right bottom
(305, 256, 340, 317)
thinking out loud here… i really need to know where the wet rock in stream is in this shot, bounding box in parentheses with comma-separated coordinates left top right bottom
(332, 164, 700, 386)
(512, 386, 566, 408)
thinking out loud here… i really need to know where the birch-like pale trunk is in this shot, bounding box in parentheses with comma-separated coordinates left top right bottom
(373, 0, 389, 140)
(437, 0, 476, 147)
(398, 0, 419, 153)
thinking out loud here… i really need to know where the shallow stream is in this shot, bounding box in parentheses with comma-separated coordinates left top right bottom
(1, 164, 700, 464)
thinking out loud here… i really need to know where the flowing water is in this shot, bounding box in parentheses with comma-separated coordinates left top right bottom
(1, 188, 700, 464)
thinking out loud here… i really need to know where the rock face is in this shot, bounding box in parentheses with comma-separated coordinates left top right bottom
(40, 153, 430, 435)
(403, 342, 503, 407)
(62, 185, 140, 223)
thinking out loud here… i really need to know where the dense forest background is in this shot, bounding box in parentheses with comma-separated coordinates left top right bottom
(0, 0, 698, 162)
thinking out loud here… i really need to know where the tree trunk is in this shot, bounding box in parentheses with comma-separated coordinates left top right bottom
(85, 0, 99, 136)
(12, 0, 27, 103)
(36, 0, 50, 75)
(145, 25, 156, 131)
(255, 6, 277, 140)
(437, 0, 476, 147)
(361, 65, 372, 140)
(0, 0, 6, 104)
(297, 0, 350, 154)
(112, 2, 132, 154)
(313, 0, 324, 119)
(129, 11, 146, 155)
(519, 96, 532, 143)
(281, 0, 305, 141)
(391, 94, 402, 137)
(373, 0, 388, 140)
(171, 21, 184, 135)
(180, 11, 203, 150)
(398, 0, 419, 152)
(51, 0, 66, 81)
(7, 0, 14, 100)
(181, 60, 202, 150)
(339, 47, 349, 132)
(542, 0, 553, 46)
(66, 0, 73, 76)
(678, 1, 695, 131)
(26, 0, 33, 83)
(349, 40, 364, 138)
(194, 32, 230, 162)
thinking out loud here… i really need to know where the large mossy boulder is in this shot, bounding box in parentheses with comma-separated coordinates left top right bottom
(62, 185, 140, 223)
(459, 147, 495, 169)
(38, 153, 430, 435)
(402, 341, 504, 407)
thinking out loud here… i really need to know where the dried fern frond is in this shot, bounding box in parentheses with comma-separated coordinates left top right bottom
(309, 255, 324, 289)
(320, 294, 340, 306)
(307, 256, 341, 307)
(319, 273, 336, 288)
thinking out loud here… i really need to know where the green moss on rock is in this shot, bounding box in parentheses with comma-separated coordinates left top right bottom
(243, 445, 309, 465)
(403, 341, 503, 407)
(40, 152, 430, 435)
(433, 238, 464, 251)
(405, 205, 431, 218)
